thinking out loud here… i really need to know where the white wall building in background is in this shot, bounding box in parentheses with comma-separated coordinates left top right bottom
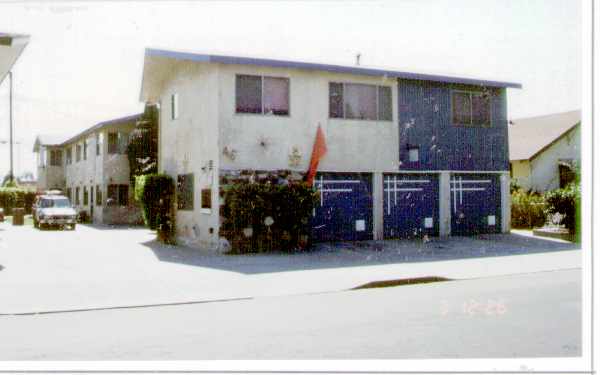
(33, 114, 143, 224)
(509, 110, 580, 193)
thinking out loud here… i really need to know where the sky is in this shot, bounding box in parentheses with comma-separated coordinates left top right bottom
(0, 0, 583, 179)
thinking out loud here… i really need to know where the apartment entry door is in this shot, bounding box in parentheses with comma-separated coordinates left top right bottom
(90, 186, 94, 221)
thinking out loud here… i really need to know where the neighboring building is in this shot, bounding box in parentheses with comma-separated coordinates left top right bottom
(33, 114, 143, 224)
(0, 32, 29, 83)
(140, 49, 521, 249)
(509, 110, 581, 193)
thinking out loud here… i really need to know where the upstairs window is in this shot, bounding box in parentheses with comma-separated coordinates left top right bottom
(107, 132, 128, 154)
(329, 83, 392, 121)
(49, 149, 62, 166)
(83, 139, 88, 161)
(236, 75, 289, 116)
(96, 133, 102, 156)
(66, 148, 72, 165)
(452, 91, 491, 127)
(76, 144, 82, 162)
(171, 93, 179, 120)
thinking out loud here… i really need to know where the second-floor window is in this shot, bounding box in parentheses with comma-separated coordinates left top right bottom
(49, 150, 62, 166)
(66, 148, 72, 165)
(452, 91, 491, 127)
(96, 133, 102, 156)
(171, 93, 179, 120)
(107, 132, 128, 154)
(76, 144, 82, 162)
(83, 139, 88, 161)
(235, 75, 290, 116)
(329, 83, 392, 121)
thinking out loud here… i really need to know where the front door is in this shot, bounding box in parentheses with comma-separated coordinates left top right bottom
(90, 186, 94, 221)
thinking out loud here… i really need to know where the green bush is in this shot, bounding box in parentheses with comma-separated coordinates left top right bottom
(0, 187, 37, 215)
(511, 189, 546, 228)
(545, 183, 580, 234)
(221, 181, 318, 253)
(135, 174, 175, 242)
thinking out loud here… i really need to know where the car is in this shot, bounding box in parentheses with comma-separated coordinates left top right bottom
(32, 194, 78, 230)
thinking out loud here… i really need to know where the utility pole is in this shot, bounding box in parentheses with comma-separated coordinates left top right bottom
(8, 70, 13, 183)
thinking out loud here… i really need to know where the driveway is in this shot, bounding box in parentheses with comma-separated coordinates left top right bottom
(0, 221, 581, 314)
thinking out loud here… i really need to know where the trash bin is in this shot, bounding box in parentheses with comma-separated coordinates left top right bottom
(12, 208, 24, 226)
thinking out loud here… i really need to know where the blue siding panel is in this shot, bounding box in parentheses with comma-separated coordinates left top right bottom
(311, 173, 373, 242)
(450, 173, 501, 235)
(383, 173, 438, 238)
(398, 79, 509, 172)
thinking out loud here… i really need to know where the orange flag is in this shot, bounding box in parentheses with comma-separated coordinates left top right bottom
(306, 124, 328, 186)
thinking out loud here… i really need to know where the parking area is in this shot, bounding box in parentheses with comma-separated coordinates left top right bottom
(0, 220, 580, 314)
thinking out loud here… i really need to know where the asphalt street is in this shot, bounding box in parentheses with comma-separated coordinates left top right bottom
(0, 268, 581, 360)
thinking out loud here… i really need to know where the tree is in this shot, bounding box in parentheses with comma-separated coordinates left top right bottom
(2, 173, 17, 188)
(127, 104, 159, 184)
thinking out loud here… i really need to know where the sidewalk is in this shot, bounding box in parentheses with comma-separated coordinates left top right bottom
(0, 223, 581, 315)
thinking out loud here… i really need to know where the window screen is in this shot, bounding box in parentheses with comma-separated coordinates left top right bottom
(236, 75, 262, 114)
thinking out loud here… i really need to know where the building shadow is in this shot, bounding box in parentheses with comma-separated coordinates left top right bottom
(140, 232, 580, 275)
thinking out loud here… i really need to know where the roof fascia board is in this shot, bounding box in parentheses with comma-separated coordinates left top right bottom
(145, 48, 522, 89)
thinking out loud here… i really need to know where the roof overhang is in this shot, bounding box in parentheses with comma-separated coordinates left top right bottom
(140, 48, 522, 103)
(0, 32, 30, 85)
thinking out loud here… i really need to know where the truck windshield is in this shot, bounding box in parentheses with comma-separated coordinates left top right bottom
(41, 198, 71, 208)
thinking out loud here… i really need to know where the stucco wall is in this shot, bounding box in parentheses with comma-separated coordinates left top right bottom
(217, 64, 399, 173)
(529, 125, 580, 192)
(510, 159, 531, 190)
(158, 61, 220, 249)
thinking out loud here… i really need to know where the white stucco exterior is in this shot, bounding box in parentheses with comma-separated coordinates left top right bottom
(34, 117, 142, 224)
(144, 53, 513, 248)
(510, 125, 580, 192)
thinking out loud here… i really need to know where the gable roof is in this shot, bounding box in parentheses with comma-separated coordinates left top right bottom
(141, 48, 522, 102)
(508, 110, 581, 161)
(60, 113, 142, 146)
(33, 114, 142, 152)
(33, 134, 69, 152)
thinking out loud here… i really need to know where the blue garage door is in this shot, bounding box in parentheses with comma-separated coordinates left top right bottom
(311, 173, 373, 242)
(383, 173, 438, 238)
(451, 174, 501, 235)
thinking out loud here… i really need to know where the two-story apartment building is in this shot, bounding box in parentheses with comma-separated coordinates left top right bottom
(140, 49, 521, 249)
(33, 114, 143, 224)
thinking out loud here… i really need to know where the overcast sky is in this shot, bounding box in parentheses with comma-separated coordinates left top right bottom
(0, 0, 582, 179)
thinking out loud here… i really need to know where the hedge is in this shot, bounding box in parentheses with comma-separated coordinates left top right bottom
(134, 173, 175, 242)
(0, 187, 37, 215)
(511, 189, 546, 229)
(220, 181, 318, 253)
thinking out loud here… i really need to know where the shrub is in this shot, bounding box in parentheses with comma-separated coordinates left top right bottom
(135, 174, 175, 242)
(511, 189, 546, 228)
(544, 183, 580, 234)
(0, 187, 36, 215)
(220, 181, 318, 253)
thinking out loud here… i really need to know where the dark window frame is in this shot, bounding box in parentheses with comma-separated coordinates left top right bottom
(328, 82, 393, 121)
(235, 74, 290, 116)
(107, 184, 128, 206)
(451, 90, 492, 127)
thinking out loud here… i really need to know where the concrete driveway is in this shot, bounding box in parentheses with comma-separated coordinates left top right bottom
(0, 221, 580, 314)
